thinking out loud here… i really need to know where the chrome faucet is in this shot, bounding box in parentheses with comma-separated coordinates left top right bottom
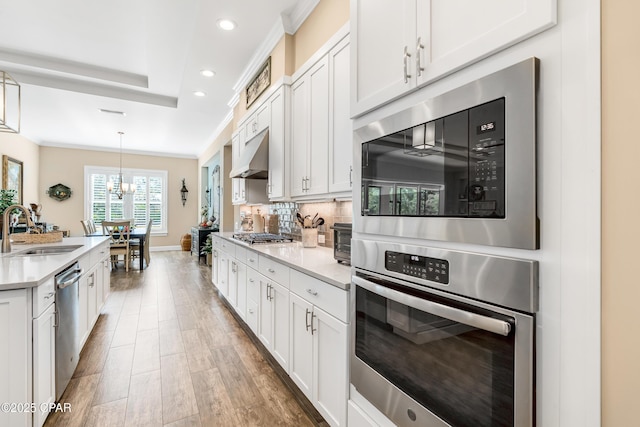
(2, 204, 36, 253)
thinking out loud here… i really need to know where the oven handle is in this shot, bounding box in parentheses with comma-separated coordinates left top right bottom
(352, 275, 512, 337)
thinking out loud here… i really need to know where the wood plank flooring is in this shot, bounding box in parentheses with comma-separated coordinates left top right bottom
(44, 251, 324, 427)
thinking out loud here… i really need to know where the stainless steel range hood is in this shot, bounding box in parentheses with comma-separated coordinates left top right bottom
(229, 128, 269, 179)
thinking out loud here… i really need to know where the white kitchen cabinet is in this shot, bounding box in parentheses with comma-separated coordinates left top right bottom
(217, 250, 230, 298)
(289, 274, 349, 427)
(348, 400, 380, 427)
(101, 255, 111, 304)
(350, 0, 556, 116)
(236, 260, 247, 320)
(289, 293, 314, 399)
(258, 275, 290, 372)
(328, 36, 353, 194)
(33, 302, 55, 427)
(79, 265, 99, 348)
(211, 248, 219, 286)
(0, 289, 30, 427)
(291, 55, 330, 198)
(266, 85, 289, 200)
(241, 101, 270, 143)
(246, 266, 261, 334)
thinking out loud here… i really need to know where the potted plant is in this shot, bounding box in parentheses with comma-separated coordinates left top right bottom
(0, 189, 18, 237)
(201, 234, 213, 265)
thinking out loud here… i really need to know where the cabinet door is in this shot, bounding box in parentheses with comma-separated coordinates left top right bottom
(228, 259, 238, 308)
(307, 56, 330, 196)
(289, 293, 313, 400)
(417, 0, 555, 87)
(258, 279, 274, 350)
(255, 101, 270, 134)
(313, 307, 349, 427)
(211, 249, 219, 286)
(231, 132, 241, 164)
(236, 261, 247, 320)
(329, 37, 353, 194)
(102, 257, 111, 302)
(33, 302, 56, 427)
(0, 289, 29, 427)
(268, 87, 287, 200)
(350, 0, 417, 116)
(271, 281, 290, 372)
(291, 77, 309, 197)
(78, 274, 89, 347)
(87, 268, 98, 329)
(218, 252, 229, 297)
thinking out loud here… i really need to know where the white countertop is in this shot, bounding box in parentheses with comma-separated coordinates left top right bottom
(0, 236, 110, 290)
(216, 232, 351, 290)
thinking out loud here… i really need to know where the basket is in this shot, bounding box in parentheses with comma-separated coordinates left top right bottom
(11, 231, 64, 244)
(180, 234, 192, 251)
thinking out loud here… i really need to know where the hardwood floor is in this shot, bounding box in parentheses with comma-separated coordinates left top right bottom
(44, 251, 324, 427)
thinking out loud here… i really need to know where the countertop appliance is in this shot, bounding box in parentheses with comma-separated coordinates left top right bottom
(351, 238, 538, 427)
(354, 57, 539, 250)
(54, 262, 83, 400)
(232, 232, 293, 244)
(332, 223, 352, 265)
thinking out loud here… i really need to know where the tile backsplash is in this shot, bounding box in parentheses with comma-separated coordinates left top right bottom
(238, 200, 353, 248)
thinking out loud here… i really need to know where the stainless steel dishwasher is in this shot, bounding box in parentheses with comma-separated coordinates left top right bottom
(54, 262, 83, 400)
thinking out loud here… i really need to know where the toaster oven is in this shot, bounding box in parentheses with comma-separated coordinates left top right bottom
(332, 223, 352, 265)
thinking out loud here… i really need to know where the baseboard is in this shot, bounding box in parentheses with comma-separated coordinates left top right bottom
(149, 245, 180, 252)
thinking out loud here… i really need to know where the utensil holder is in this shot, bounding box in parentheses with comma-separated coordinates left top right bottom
(302, 228, 317, 248)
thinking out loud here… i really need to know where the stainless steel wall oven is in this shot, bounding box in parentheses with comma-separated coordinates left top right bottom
(354, 58, 539, 250)
(350, 239, 538, 427)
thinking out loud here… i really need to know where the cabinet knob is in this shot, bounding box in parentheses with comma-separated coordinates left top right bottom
(268, 268, 275, 273)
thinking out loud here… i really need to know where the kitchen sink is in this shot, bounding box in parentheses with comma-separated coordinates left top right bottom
(10, 245, 83, 256)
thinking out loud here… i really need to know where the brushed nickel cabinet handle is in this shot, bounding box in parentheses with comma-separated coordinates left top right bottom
(403, 46, 412, 83)
(416, 37, 425, 77)
(305, 308, 311, 331)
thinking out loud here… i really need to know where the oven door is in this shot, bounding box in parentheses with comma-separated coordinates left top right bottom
(351, 272, 534, 427)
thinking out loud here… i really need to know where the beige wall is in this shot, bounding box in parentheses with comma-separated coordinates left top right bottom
(602, 1, 640, 425)
(293, 0, 349, 70)
(0, 133, 40, 204)
(39, 146, 198, 248)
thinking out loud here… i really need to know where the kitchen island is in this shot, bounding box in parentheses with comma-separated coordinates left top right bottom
(0, 236, 111, 427)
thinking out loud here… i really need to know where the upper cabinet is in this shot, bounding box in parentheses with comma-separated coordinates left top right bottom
(350, 0, 556, 117)
(267, 85, 290, 201)
(291, 29, 352, 200)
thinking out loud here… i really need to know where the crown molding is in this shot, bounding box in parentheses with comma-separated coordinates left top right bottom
(283, 0, 321, 34)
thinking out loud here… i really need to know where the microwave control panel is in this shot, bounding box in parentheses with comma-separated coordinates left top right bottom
(385, 251, 449, 284)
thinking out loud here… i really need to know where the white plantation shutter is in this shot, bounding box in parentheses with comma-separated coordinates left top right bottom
(85, 166, 168, 234)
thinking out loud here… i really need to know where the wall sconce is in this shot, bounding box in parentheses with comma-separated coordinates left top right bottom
(0, 71, 21, 133)
(180, 178, 188, 206)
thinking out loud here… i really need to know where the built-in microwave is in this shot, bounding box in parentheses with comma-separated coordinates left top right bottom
(354, 58, 539, 250)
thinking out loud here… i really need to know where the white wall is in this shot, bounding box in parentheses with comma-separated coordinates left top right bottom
(351, 0, 601, 426)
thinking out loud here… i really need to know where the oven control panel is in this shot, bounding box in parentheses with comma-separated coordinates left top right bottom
(385, 251, 449, 284)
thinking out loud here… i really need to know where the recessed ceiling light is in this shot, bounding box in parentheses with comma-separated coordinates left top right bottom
(200, 69, 215, 77)
(99, 108, 126, 116)
(194, 91, 206, 97)
(217, 19, 236, 31)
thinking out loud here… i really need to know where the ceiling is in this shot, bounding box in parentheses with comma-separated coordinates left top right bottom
(0, 0, 314, 159)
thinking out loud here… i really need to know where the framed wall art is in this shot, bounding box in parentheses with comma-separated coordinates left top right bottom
(246, 56, 271, 108)
(2, 155, 23, 204)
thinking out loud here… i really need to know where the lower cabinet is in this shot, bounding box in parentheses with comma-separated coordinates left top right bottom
(217, 251, 230, 297)
(33, 302, 56, 427)
(0, 289, 30, 427)
(258, 275, 290, 372)
(290, 293, 348, 427)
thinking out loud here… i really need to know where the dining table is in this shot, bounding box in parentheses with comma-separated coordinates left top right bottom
(89, 227, 148, 270)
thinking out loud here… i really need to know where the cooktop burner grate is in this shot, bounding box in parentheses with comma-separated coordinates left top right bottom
(232, 233, 294, 244)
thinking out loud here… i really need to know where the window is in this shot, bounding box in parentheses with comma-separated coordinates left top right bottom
(85, 166, 168, 234)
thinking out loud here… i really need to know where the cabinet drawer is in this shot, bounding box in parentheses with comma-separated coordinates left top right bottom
(245, 251, 259, 268)
(33, 276, 55, 317)
(90, 242, 109, 267)
(246, 267, 261, 303)
(290, 269, 349, 323)
(219, 239, 236, 258)
(259, 255, 290, 288)
(234, 245, 247, 264)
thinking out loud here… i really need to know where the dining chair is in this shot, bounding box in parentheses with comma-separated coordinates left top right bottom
(130, 219, 152, 268)
(80, 220, 91, 236)
(102, 220, 131, 272)
(88, 220, 97, 234)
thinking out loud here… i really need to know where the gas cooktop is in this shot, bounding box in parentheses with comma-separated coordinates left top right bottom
(232, 233, 294, 245)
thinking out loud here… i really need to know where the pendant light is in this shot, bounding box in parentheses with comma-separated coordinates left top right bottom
(107, 131, 136, 199)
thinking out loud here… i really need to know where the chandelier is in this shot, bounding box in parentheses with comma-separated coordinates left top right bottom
(107, 131, 136, 199)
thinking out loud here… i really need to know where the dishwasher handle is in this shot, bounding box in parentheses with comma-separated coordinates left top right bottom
(56, 267, 83, 289)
